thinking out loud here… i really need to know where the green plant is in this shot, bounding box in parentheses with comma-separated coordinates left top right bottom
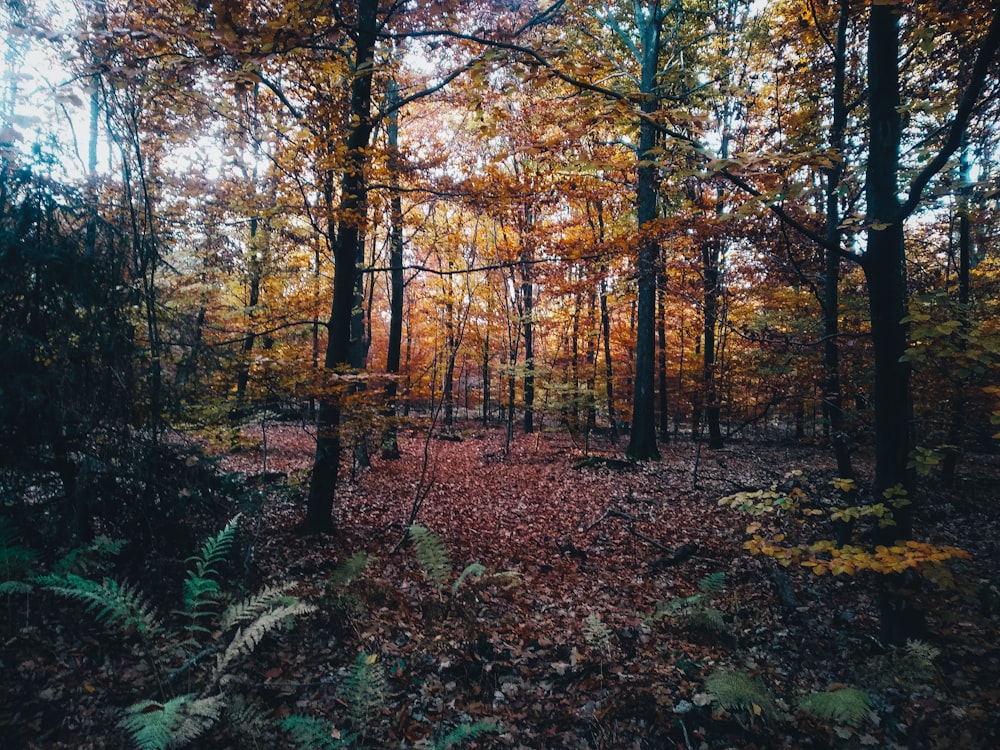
(36, 516, 315, 749)
(339, 651, 387, 734)
(409, 524, 453, 591)
(0, 514, 38, 588)
(858, 639, 939, 689)
(647, 572, 728, 632)
(181, 514, 240, 637)
(703, 667, 779, 721)
(118, 694, 222, 750)
(434, 720, 501, 749)
(583, 613, 614, 658)
(327, 552, 371, 591)
(278, 713, 354, 749)
(408, 524, 485, 613)
(798, 687, 871, 727)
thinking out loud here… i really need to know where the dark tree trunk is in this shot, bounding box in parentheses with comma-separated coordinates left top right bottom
(702, 238, 723, 450)
(381, 80, 405, 458)
(822, 0, 854, 478)
(481, 333, 491, 425)
(657, 264, 670, 442)
(304, 0, 378, 534)
(942, 142, 972, 486)
(521, 248, 535, 434)
(627, 8, 662, 461)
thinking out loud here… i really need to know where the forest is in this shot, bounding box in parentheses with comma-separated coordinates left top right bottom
(1, 0, 999, 747)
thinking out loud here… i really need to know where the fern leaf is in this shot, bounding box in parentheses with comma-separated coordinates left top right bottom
(327, 552, 370, 591)
(436, 720, 501, 750)
(339, 651, 387, 730)
(37, 573, 159, 635)
(224, 694, 273, 742)
(409, 524, 451, 590)
(53, 535, 125, 576)
(0, 515, 38, 580)
(219, 583, 296, 631)
(452, 562, 485, 596)
(278, 713, 354, 750)
(697, 572, 726, 594)
(119, 694, 221, 750)
(583, 613, 613, 657)
(182, 515, 240, 619)
(0, 580, 33, 596)
(216, 601, 316, 675)
(704, 667, 778, 720)
(799, 687, 871, 726)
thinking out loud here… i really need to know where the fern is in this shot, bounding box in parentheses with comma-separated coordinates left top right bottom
(646, 572, 728, 632)
(224, 693, 273, 743)
(409, 524, 452, 590)
(219, 583, 296, 631)
(0, 515, 38, 581)
(182, 515, 240, 629)
(119, 694, 222, 750)
(278, 714, 354, 750)
(798, 687, 871, 726)
(327, 552, 370, 591)
(216, 600, 316, 675)
(435, 720, 501, 749)
(698, 572, 726, 594)
(339, 651, 387, 731)
(861, 638, 940, 688)
(704, 667, 778, 720)
(52, 535, 125, 576)
(37, 573, 159, 635)
(452, 562, 485, 597)
(583, 613, 613, 657)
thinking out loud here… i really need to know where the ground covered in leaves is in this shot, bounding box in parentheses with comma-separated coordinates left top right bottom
(4, 422, 1000, 748)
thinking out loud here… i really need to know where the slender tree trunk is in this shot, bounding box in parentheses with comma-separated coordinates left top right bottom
(822, 0, 853, 478)
(702, 238, 723, 449)
(481, 333, 491, 425)
(521, 245, 535, 434)
(600, 278, 617, 440)
(381, 81, 405, 458)
(304, 0, 378, 534)
(942, 141, 972, 486)
(657, 263, 670, 442)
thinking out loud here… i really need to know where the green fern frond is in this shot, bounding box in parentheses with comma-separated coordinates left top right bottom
(119, 694, 221, 750)
(216, 601, 316, 675)
(409, 524, 451, 590)
(860, 638, 940, 688)
(687, 607, 727, 632)
(339, 651, 387, 730)
(704, 667, 778, 720)
(452, 562, 485, 596)
(182, 515, 240, 621)
(798, 687, 871, 726)
(37, 573, 159, 635)
(0, 515, 38, 581)
(327, 552, 370, 591)
(224, 694, 273, 742)
(0, 580, 34, 596)
(52, 535, 125, 576)
(219, 583, 296, 631)
(583, 613, 613, 657)
(698, 572, 726, 594)
(436, 720, 501, 750)
(278, 713, 354, 750)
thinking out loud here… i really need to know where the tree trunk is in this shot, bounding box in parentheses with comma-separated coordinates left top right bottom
(822, 0, 853, 478)
(521, 245, 535, 434)
(304, 0, 377, 534)
(627, 8, 662, 461)
(657, 264, 670, 442)
(702, 238, 723, 449)
(380, 87, 404, 458)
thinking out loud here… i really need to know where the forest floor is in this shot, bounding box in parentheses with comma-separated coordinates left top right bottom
(4, 422, 1000, 749)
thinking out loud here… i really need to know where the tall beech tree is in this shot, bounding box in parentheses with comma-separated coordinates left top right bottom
(303, 0, 379, 534)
